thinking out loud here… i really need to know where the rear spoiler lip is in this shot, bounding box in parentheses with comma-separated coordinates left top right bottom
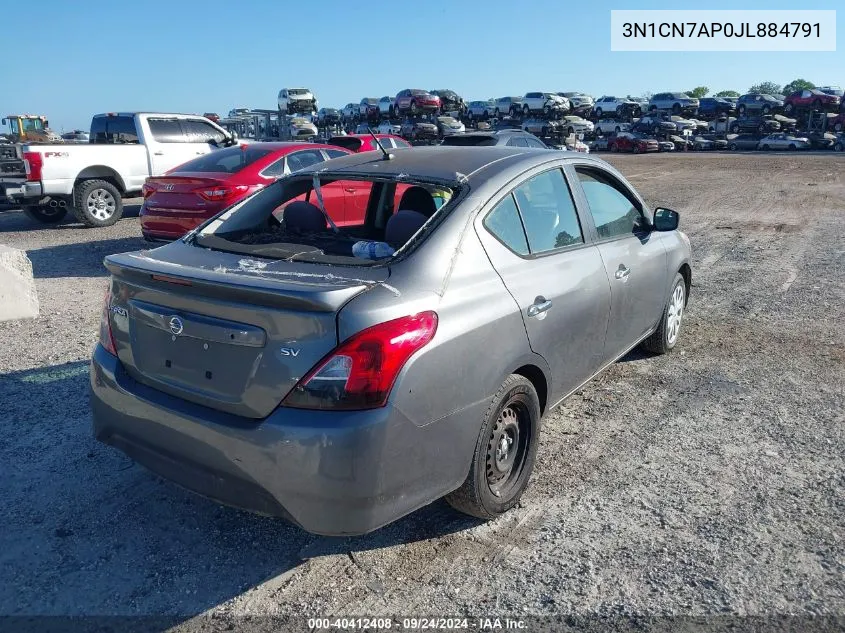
(104, 251, 386, 313)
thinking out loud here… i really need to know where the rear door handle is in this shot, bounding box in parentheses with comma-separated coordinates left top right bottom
(615, 265, 630, 280)
(344, 187, 356, 193)
(527, 298, 552, 317)
(153, 151, 164, 156)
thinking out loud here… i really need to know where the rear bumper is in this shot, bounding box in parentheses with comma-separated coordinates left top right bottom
(0, 178, 41, 201)
(90, 345, 481, 536)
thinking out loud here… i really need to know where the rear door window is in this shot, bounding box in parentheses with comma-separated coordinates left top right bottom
(148, 118, 186, 143)
(90, 116, 139, 144)
(513, 168, 583, 253)
(285, 149, 326, 173)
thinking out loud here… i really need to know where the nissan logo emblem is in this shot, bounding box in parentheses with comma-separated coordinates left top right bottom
(168, 316, 184, 336)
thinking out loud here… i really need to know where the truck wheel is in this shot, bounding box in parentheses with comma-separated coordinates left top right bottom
(72, 180, 123, 227)
(22, 205, 67, 224)
(445, 374, 540, 520)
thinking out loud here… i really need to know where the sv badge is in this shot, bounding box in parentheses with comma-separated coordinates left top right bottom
(280, 347, 300, 357)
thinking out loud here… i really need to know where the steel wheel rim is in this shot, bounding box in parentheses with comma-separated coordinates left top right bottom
(87, 189, 116, 220)
(667, 283, 685, 344)
(486, 402, 530, 497)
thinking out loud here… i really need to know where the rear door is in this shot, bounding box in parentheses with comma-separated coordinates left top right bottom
(568, 164, 668, 363)
(475, 166, 611, 402)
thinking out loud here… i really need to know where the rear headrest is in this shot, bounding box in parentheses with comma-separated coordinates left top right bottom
(283, 201, 327, 232)
(397, 186, 437, 218)
(385, 210, 428, 249)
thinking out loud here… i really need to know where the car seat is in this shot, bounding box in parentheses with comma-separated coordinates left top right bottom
(397, 186, 437, 218)
(385, 210, 428, 249)
(283, 201, 328, 232)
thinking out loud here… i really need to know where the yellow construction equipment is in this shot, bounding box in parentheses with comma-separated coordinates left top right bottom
(1, 115, 63, 143)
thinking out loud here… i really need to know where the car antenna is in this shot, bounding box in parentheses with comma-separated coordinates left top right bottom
(368, 126, 393, 160)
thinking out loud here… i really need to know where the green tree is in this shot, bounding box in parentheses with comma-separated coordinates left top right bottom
(781, 78, 815, 94)
(687, 86, 709, 98)
(748, 81, 782, 95)
(715, 90, 739, 97)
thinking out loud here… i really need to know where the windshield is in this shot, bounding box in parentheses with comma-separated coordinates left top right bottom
(410, 89, 428, 96)
(289, 89, 309, 96)
(21, 118, 45, 132)
(193, 175, 458, 265)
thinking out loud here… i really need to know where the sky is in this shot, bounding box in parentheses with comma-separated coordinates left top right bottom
(1, 0, 841, 132)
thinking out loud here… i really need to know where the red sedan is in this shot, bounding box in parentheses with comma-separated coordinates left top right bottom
(395, 89, 441, 115)
(784, 89, 841, 114)
(140, 142, 360, 241)
(325, 134, 410, 153)
(609, 132, 659, 153)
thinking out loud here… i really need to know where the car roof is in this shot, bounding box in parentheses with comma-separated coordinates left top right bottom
(297, 145, 609, 185)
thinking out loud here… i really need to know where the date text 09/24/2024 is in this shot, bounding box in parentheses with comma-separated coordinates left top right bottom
(307, 617, 527, 630)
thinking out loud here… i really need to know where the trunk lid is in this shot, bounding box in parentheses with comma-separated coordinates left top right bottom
(145, 173, 244, 214)
(105, 244, 389, 419)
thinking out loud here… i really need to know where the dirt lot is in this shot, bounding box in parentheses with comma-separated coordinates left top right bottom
(0, 153, 843, 630)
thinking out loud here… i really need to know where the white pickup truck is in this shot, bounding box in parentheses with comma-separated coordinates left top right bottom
(0, 112, 235, 227)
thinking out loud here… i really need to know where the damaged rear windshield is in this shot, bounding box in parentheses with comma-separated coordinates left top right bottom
(193, 174, 459, 266)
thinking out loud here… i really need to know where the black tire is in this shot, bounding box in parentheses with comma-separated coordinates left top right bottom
(784, 103, 794, 115)
(788, 144, 796, 151)
(594, 108, 603, 117)
(633, 145, 641, 154)
(610, 143, 618, 152)
(835, 123, 843, 132)
(729, 142, 738, 151)
(72, 179, 123, 227)
(409, 100, 418, 115)
(672, 103, 681, 114)
(738, 105, 746, 115)
(523, 104, 530, 117)
(762, 105, 771, 115)
(445, 374, 541, 520)
(22, 205, 67, 224)
(761, 144, 770, 151)
(834, 142, 844, 152)
(641, 273, 686, 355)
(543, 105, 551, 116)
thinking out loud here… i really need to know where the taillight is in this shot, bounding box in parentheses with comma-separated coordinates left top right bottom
(195, 184, 249, 201)
(99, 286, 117, 356)
(23, 151, 43, 182)
(282, 311, 438, 411)
(141, 182, 156, 199)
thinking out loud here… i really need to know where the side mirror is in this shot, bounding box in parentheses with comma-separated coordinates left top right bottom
(653, 208, 679, 231)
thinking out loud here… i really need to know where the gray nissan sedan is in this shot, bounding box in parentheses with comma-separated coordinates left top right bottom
(91, 146, 691, 536)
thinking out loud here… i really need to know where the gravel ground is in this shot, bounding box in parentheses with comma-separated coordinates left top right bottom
(0, 154, 843, 632)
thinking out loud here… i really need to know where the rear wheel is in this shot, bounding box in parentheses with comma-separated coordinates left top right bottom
(22, 204, 67, 224)
(835, 142, 844, 152)
(409, 100, 418, 115)
(729, 142, 738, 151)
(445, 374, 540, 520)
(788, 144, 797, 151)
(594, 108, 603, 117)
(641, 273, 686, 355)
(761, 144, 771, 151)
(72, 179, 123, 227)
